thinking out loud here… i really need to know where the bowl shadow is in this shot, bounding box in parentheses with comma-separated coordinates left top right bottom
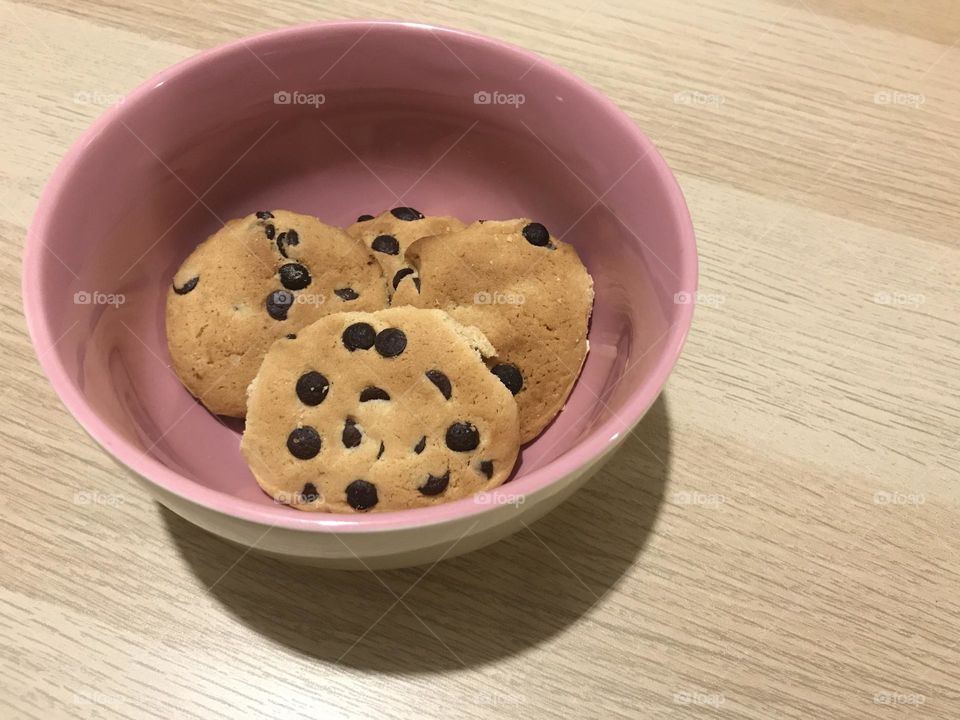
(162, 394, 673, 673)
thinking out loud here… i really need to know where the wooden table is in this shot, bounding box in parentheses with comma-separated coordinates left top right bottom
(2, 1, 958, 718)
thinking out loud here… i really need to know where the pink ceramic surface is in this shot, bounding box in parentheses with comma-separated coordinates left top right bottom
(23, 21, 696, 563)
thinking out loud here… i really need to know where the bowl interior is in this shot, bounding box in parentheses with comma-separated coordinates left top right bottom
(27, 22, 694, 523)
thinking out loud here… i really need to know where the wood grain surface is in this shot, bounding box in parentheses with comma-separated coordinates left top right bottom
(1, 1, 958, 718)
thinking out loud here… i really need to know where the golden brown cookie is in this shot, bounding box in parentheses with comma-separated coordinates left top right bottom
(240, 308, 520, 513)
(347, 207, 465, 296)
(393, 219, 593, 442)
(166, 210, 388, 417)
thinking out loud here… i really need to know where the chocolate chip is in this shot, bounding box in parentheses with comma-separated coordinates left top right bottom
(446, 421, 479, 452)
(296, 371, 329, 406)
(301, 482, 319, 502)
(276, 229, 299, 257)
(356, 214, 374, 222)
(334, 287, 359, 301)
(491, 363, 523, 395)
(266, 289, 294, 320)
(392, 267, 415, 289)
(173, 276, 198, 295)
(265, 224, 275, 240)
(287, 426, 321, 459)
(346, 479, 378, 510)
(391, 207, 424, 221)
(377, 441, 385, 459)
(286, 333, 297, 340)
(375, 328, 406, 357)
(342, 419, 362, 448)
(279, 262, 311, 290)
(425, 369, 452, 400)
(522, 222, 550, 247)
(414, 436, 426, 454)
(479, 460, 494, 479)
(371, 234, 400, 255)
(413, 277, 421, 293)
(256, 211, 274, 220)
(342, 322, 375, 350)
(359, 386, 390, 401)
(419, 470, 449, 496)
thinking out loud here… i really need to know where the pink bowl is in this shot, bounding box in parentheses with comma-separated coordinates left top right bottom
(23, 21, 696, 568)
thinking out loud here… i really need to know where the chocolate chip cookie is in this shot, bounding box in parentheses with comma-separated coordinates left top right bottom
(393, 219, 593, 442)
(166, 210, 388, 417)
(241, 307, 520, 512)
(347, 208, 465, 296)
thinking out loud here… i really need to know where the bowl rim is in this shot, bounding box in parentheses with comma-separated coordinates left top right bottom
(22, 19, 697, 534)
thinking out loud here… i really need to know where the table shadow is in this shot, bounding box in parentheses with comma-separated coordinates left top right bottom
(162, 393, 673, 673)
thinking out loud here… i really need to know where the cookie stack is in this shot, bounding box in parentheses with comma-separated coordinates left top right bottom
(166, 208, 594, 512)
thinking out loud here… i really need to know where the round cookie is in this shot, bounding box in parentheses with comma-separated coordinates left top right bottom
(393, 219, 593, 443)
(241, 308, 520, 513)
(347, 207, 465, 296)
(166, 210, 388, 417)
